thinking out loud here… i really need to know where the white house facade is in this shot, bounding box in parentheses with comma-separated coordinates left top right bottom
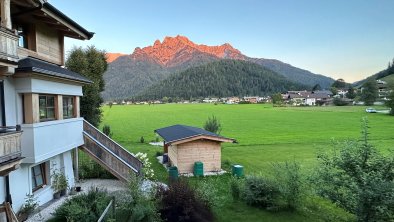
(0, 0, 94, 215)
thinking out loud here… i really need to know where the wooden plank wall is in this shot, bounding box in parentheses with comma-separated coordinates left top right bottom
(176, 140, 221, 174)
(35, 23, 63, 65)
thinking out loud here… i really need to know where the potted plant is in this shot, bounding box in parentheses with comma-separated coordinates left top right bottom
(51, 165, 68, 198)
(17, 194, 38, 221)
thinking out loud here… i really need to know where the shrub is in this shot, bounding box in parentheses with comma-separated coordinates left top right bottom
(18, 194, 38, 216)
(313, 118, 394, 221)
(140, 136, 145, 143)
(158, 180, 214, 222)
(241, 175, 280, 209)
(271, 161, 304, 210)
(52, 188, 111, 222)
(102, 124, 113, 138)
(203, 115, 222, 134)
(115, 175, 160, 222)
(79, 158, 115, 179)
(229, 176, 243, 201)
(134, 152, 155, 180)
(195, 177, 225, 209)
(333, 97, 349, 106)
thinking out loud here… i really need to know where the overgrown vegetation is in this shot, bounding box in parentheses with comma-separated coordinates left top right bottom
(158, 180, 214, 222)
(203, 115, 222, 134)
(115, 175, 160, 222)
(52, 188, 112, 222)
(313, 118, 394, 221)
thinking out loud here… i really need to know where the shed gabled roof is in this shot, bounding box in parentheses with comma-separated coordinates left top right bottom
(154, 125, 235, 144)
(16, 57, 92, 84)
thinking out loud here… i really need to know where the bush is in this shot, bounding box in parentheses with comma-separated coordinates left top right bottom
(241, 175, 280, 210)
(203, 115, 222, 134)
(229, 176, 243, 201)
(52, 188, 111, 222)
(313, 118, 394, 221)
(140, 136, 145, 143)
(134, 152, 155, 180)
(102, 124, 113, 138)
(115, 175, 160, 222)
(158, 180, 214, 222)
(271, 161, 304, 210)
(79, 158, 115, 179)
(333, 97, 349, 106)
(194, 177, 225, 209)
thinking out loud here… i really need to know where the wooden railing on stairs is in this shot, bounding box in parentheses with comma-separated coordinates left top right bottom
(80, 120, 143, 182)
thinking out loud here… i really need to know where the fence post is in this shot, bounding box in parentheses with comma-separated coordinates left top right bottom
(112, 196, 116, 219)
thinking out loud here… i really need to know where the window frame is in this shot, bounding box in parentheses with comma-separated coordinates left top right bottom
(39, 94, 56, 122)
(62, 96, 75, 119)
(31, 163, 47, 192)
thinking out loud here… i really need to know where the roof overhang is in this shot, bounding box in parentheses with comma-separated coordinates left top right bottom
(14, 57, 93, 84)
(11, 0, 94, 40)
(165, 134, 235, 145)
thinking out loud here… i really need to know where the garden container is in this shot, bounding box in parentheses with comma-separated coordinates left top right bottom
(232, 164, 244, 177)
(194, 161, 204, 176)
(163, 153, 168, 163)
(169, 166, 179, 180)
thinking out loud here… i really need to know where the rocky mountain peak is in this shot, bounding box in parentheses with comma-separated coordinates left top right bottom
(107, 35, 245, 66)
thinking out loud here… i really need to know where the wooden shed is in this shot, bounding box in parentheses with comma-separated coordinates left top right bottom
(155, 125, 235, 174)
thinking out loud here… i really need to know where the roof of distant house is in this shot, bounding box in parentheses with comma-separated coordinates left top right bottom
(154, 124, 235, 144)
(16, 57, 92, 84)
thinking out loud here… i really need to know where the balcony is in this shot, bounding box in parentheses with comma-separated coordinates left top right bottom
(21, 118, 84, 163)
(0, 126, 23, 175)
(0, 26, 19, 66)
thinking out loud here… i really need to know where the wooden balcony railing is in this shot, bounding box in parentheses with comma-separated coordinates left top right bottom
(0, 125, 22, 164)
(82, 120, 143, 179)
(0, 27, 18, 64)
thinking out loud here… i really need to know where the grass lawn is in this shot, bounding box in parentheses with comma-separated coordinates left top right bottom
(100, 103, 394, 221)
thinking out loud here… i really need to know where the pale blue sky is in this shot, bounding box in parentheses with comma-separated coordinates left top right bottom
(50, 0, 394, 82)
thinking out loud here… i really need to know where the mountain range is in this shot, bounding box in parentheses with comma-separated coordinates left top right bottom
(102, 35, 334, 100)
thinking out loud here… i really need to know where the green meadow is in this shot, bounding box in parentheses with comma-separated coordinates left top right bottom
(101, 103, 394, 221)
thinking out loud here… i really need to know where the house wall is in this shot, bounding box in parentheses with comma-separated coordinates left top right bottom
(0, 150, 75, 212)
(17, 22, 64, 65)
(168, 144, 178, 167)
(21, 118, 84, 163)
(175, 140, 221, 174)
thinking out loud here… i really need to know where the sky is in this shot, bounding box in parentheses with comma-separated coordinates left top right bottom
(50, 0, 394, 82)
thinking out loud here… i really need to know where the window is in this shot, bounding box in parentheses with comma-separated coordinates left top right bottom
(16, 25, 28, 48)
(39, 95, 55, 121)
(63, 96, 74, 119)
(31, 163, 47, 192)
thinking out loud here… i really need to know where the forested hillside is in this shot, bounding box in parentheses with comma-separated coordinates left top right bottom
(135, 60, 306, 101)
(354, 59, 394, 86)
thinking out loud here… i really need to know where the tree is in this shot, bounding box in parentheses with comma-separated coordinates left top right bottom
(346, 87, 356, 99)
(314, 118, 394, 221)
(203, 115, 222, 134)
(385, 82, 394, 115)
(312, 84, 321, 92)
(271, 93, 283, 106)
(330, 87, 338, 95)
(360, 80, 378, 106)
(102, 125, 113, 138)
(331, 78, 348, 89)
(66, 46, 107, 127)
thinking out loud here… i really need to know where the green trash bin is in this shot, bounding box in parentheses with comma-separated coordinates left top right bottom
(169, 166, 179, 180)
(232, 164, 244, 177)
(194, 161, 204, 176)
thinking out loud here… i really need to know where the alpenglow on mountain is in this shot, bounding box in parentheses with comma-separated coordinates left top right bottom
(103, 35, 334, 100)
